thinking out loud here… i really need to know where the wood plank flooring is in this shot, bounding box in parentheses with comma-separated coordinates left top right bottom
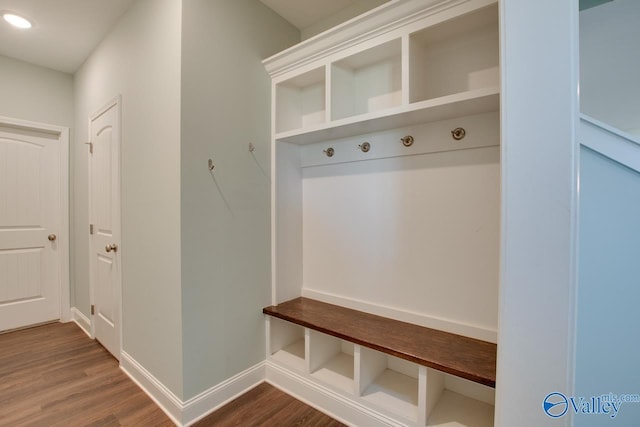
(194, 383, 344, 427)
(0, 322, 173, 427)
(0, 322, 344, 427)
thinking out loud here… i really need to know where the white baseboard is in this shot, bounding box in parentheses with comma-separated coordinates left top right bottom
(70, 307, 91, 338)
(182, 362, 265, 426)
(302, 288, 498, 343)
(120, 351, 183, 425)
(120, 351, 266, 427)
(266, 361, 405, 427)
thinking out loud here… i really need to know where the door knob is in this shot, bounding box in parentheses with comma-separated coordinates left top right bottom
(105, 243, 118, 253)
(48, 234, 57, 241)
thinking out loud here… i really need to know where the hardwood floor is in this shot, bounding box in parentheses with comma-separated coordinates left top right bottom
(194, 382, 344, 427)
(0, 322, 173, 427)
(0, 322, 344, 427)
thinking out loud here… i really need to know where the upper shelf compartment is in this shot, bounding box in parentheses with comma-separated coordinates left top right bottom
(275, 66, 326, 134)
(409, 3, 499, 104)
(331, 39, 402, 121)
(267, 0, 500, 145)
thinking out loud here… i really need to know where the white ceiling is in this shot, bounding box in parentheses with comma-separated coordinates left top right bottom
(0, 0, 384, 75)
(0, 0, 136, 73)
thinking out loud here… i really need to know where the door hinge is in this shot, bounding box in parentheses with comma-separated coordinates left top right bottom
(89, 224, 94, 235)
(91, 304, 95, 315)
(85, 142, 93, 154)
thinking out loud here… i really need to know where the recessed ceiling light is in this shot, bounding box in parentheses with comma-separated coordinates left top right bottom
(2, 12, 33, 29)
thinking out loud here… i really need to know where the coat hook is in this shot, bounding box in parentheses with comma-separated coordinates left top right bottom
(248, 143, 255, 153)
(323, 147, 335, 157)
(451, 127, 466, 141)
(208, 158, 215, 171)
(358, 142, 371, 153)
(401, 135, 414, 147)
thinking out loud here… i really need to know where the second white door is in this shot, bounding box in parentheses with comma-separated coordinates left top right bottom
(89, 98, 121, 360)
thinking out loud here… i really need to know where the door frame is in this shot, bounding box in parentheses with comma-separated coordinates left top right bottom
(0, 115, 70, 324)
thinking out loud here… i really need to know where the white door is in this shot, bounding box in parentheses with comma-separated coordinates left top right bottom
(0, 125, 61, 331)
(89, 98, 121, 359)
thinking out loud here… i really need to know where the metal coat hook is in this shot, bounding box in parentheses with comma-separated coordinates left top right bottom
(208, 158, 215, 171)
(323, 147, 335, 157)
(451, 127, 466, 141)
(401, 135, 414, 147)
(358, 142, 371, 153)
(249, 143, 255, 153)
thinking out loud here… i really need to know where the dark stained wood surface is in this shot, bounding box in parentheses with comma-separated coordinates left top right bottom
(264, 297, 497, 387)
(0, 322, 174, 426)
(195, 382, 345, 427)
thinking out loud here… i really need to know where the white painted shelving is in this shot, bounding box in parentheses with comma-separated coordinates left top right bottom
(264, 0, 500, 425)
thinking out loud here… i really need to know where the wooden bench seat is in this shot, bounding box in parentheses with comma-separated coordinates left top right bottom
(263, 297, 496, 388)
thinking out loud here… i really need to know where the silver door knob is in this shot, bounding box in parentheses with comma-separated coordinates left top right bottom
(105, 244, 118, 253)
(48, 234, 57, 241)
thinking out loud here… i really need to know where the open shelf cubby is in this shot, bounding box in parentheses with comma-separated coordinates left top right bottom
(275, 66, 326, 134)
(268, 317, 305, 373)
(359, 347, 420, 422)
(427, 373, 495, 427)
(331, 38, 402, 121)
(309, 331, 355, 393)
(409, 3, 499, 104)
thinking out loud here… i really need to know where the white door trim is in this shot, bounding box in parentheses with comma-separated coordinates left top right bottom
(87, 95, 123, 358)
(0, 115, 70, 324)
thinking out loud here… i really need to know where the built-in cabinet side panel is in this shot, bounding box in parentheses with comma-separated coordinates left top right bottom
(275, 141, 303, 303)
(496, 0, 579, 425)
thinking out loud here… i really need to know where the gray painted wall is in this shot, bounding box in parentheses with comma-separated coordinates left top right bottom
(576, 3, 640, 422)
(0, 55, 73, 127)
(575, 148, 640, 425)
(179, 0, 299, 399)
(580, 0, 640, 135)
(73, 0, 184, 398)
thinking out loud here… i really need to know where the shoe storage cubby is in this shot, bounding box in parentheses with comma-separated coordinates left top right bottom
(268, 317, 305, 373)
(308, 331, 355, 393)
(359, 347, 420, 423)
(264, 298, 496, 427)
(264, 0, 500, 425)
